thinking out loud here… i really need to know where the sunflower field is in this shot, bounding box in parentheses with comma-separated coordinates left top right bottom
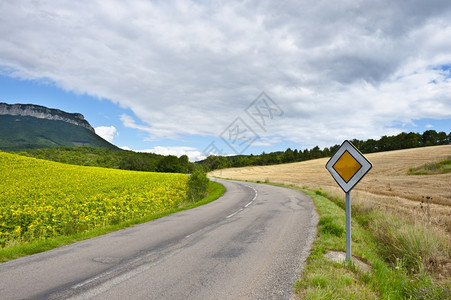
(0, 151, 188, 248)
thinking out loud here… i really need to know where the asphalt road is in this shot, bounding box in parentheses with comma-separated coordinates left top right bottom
(0, 179, 318, 299)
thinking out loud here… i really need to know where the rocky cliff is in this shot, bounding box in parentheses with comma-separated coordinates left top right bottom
(0, 102, 95, 132)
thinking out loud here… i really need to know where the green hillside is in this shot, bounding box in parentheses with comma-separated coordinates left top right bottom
(0, 115, 118, 151)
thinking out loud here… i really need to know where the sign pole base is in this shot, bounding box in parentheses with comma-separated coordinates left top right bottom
(345, 191, 351, 262)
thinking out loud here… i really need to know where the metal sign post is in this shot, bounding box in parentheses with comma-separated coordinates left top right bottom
(345, 191, 351, 261)
(326, 140, 372, 263)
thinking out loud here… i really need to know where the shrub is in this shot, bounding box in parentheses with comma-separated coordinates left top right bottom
(187, 169, 209, 201)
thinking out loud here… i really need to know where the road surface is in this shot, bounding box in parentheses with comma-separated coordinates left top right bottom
(0, 179, 317, 299)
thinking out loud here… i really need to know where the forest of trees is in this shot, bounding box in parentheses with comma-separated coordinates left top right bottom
(199, 130, 451, 171)
(16, 146, 193, 174)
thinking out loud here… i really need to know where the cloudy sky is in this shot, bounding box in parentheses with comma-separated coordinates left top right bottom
(1, 0, 450, 161)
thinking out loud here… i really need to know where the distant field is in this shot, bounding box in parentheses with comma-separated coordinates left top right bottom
(0, 151, 188, 248)
(210, 145, 451, 233)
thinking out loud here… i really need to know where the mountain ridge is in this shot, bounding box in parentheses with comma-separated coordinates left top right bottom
(0, 102, 118, 151)
(0, 102, 95, 132)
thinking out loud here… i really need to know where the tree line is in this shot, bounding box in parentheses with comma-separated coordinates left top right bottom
(14, 130, 450, 173)
(199, 130, 451, 171)
(16, 146, 194, 174)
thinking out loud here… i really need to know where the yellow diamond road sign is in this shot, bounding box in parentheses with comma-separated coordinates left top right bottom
(333, 150, 362, 183)
(326, 140, 372, 192)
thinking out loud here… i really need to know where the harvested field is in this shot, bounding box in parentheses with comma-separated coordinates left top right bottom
(210, 145, 451, 234)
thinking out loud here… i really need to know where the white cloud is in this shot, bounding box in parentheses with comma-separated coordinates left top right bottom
(1, 0, 451, 150)
(94, 126, 117, 143)
(117, 145, 206, 161)
(139, 146, 204, 162)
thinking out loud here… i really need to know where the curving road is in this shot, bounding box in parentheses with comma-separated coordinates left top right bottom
(0, 179, 317, 299)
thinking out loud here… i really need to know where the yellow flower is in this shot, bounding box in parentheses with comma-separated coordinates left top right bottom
(0, 151, 189, 245)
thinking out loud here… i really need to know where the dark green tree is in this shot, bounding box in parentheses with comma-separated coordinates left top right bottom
(157, 155, 182, 173)
(282, 148, 295, 163)
(178, 155, 189, 173)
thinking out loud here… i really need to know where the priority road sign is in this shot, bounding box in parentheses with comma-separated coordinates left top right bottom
(326, 140, 372, 193)
(325, 140, 372, 262)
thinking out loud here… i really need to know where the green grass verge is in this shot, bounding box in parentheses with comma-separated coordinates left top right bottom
(0, 181, 225, 262)
(295, 188, 450, 299)
(408, 157, 451, 175)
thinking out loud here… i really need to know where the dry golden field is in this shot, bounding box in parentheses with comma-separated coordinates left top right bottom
(210, 145, 451, 234)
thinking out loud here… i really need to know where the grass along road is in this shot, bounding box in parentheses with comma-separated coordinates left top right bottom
(296, 187, 450, 299)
